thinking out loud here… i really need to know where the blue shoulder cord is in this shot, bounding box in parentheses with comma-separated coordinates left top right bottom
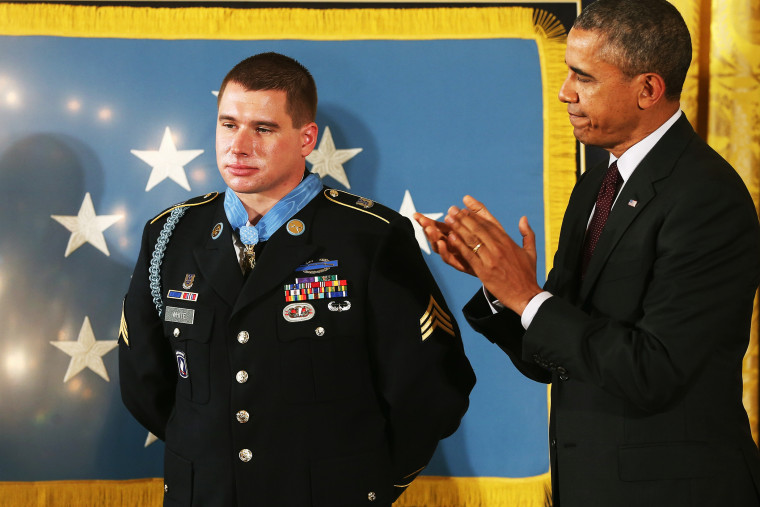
(148, 206, 188, 317)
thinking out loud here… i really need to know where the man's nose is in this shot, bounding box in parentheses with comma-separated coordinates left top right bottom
(231, 131, 254, 156)
(558, 72, 577, 104)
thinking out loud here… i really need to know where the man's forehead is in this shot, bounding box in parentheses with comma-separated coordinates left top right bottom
(221, 85, 286, 104)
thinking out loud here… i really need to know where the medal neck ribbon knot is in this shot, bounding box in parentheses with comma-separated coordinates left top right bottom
(224, 173, 322, 270)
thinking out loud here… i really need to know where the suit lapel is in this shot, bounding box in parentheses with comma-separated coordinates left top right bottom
(231, 195, 321, 317)
(579, 175, 655, 296)
(561, 165, 608, 281)
(579, 114, 696, 300)
(193, 197, 244, 308)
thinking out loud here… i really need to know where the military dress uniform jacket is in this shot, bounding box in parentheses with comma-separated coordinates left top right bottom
(464, 115, 760, 507)
(119, 187, 475, 507)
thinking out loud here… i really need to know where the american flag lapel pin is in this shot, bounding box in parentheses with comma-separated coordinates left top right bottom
(628, 199, 638, 208)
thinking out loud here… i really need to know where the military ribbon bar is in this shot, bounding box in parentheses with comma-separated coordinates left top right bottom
(284, 275, 348, 302)
(167, 290, 199, 302)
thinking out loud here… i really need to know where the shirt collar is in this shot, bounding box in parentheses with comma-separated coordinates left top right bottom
(610, 109, 682, 182)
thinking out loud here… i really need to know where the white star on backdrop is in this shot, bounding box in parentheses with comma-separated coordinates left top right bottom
(131, 126, 204, 192)
(51, 192, 123, 257)
(306, 126, 362, 189)
(398, 190, 443, 255)
(50, 316, 118, 383)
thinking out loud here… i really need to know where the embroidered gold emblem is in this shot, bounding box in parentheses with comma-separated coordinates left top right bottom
(119, 300, 129, 347)
(419, 296, 455, 341)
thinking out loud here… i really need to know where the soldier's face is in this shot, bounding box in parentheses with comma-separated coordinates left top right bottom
(216, 82, 317, 201)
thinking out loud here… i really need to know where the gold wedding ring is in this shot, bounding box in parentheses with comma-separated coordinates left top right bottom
(472, 243, 482, 254)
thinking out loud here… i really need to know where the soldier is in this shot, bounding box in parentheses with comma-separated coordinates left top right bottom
(119, 52, 475, 506)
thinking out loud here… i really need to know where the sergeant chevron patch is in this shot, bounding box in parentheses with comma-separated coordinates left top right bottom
(119, 300, 129, 348)
(419, 295, 455, 341)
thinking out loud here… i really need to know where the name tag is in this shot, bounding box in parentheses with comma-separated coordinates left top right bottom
(165, 306, 195, 325)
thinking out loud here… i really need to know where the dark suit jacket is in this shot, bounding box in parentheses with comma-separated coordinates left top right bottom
(465, 115, 760, 507)
(119, 188, 475, 507)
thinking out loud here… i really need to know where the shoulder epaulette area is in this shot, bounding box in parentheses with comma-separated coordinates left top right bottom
(322, 189, 398, 224)
(150, 192, 220, 224)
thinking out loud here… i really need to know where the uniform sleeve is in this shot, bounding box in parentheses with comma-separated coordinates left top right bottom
(366, 216, 476, 499)
(119, 222, 177, 440)
(523, 175, 760, 412)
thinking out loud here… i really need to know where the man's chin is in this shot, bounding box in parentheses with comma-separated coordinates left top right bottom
(221, 175, 262, 195)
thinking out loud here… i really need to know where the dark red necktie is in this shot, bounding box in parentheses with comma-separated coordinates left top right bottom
(582, 161, 622, 276)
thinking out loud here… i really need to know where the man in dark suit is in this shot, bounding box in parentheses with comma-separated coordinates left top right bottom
(119, 52, 475, 506)
(416, 0, 760, 505)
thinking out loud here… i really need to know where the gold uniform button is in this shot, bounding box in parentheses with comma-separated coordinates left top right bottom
(239, 449, 252, 462)
(368, 491, 376, 501)
(236, 370, 249, 383)
(315, 327, 325, 337)
(236, 410, 250, 423)
(173, 328, 180, 338)
(164, 484, 168, 493)
(237, 331, 250, 344)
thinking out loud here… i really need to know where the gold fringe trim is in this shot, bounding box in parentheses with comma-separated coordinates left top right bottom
(2, 4, 538, 41)
(535, 30, 575, 272)
(0, 475, 551, 507)
(396, 475, 552, 506)
(0, 478, 164, 507)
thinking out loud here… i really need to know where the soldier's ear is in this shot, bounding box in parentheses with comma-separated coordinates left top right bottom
(301, 122, 318, 156)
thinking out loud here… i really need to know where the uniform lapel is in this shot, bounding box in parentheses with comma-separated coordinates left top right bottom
(231, 194, 321, 317)
(579, 114, 696, 300)
(193, 197, 244, 308)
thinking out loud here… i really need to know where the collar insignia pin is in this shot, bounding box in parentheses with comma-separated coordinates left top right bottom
(211, 222, 223, 239)
(287, 219, 305, 236)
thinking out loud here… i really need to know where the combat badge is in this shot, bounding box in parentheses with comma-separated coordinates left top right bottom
(295, 259, 338, 274)
(283, 303, 316, 322)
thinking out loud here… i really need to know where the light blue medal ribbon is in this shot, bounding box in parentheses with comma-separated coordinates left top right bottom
(224, 173, 322, 269)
